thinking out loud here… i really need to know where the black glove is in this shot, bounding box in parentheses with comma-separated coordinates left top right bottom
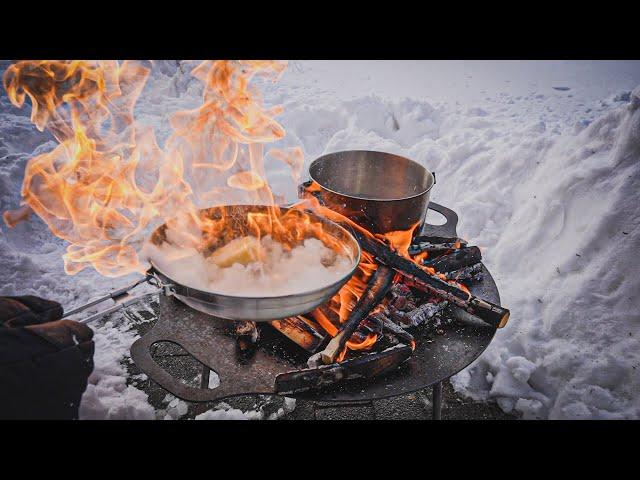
(0, 295, 94, 419)
(0, 295, 63, 327)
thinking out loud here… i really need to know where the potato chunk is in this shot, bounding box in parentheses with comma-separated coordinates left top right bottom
(207, 236, 264, 268)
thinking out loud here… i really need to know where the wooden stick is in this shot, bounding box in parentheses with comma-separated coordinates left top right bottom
(349, 229, 510, 328)
(275, 344, 412, 394)
(319, 265, 395, 364)
(269, 316, 327, 353)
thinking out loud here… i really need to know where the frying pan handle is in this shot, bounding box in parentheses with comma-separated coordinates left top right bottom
(423, 202, 459, 239)
(63, 276, 158, 325)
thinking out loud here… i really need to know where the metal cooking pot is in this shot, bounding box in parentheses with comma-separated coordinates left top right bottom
(307, 150, 435, 234)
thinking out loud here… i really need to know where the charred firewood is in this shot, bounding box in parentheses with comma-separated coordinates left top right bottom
(408, 235, 467, 256)
(347, 228, 510, 328)
(269, 316, 327, 353)
(389, 283, 419, 312)
(385, 300, 447, 328)
(374, 312, 415, 347)
(392, 294, 408, 311)
(319, 265, 395, 364)
(444, 263, 483, 282)
(402, 301, 448, 327)
(424, 246, 482, 273)
(358, 314, 384, 335)
(350, 314, 384, 344)
(390, 283, 411, 310)
(387, 304, 408, 325)
(275, 344, 413, 394)
(391, 283, 412, 296)
(234, 321, 259, 352)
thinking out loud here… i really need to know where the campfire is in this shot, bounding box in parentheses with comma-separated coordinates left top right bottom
(253, 185, 509, 394)
(2, 59, 510, 396)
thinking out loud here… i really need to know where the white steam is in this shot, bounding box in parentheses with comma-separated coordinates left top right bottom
(144, 235, 353, 297)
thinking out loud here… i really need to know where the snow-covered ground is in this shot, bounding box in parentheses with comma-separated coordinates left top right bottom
(1, 60, 639, 419)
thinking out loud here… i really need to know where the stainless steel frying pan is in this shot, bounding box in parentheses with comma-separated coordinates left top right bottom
(64, 204, 360, 323)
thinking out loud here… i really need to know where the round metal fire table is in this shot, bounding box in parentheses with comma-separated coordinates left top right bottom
(130, 202, 502, 420)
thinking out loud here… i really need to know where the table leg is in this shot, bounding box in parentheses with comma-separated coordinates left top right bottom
(200, 364, 211, 389)
(433, 381, 443, 420)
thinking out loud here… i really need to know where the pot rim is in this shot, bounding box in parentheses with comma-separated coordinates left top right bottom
(309, 150, 435, 202)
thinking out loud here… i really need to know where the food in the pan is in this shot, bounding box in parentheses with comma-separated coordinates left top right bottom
(147, 234, 353, 297)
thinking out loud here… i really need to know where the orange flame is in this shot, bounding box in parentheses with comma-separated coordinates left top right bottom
(2, 60, 331, 276)
(302, 185, 472, 353)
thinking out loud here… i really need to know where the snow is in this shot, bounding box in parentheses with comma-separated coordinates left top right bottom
(79, 319, 155, 420)
(195, 397, 297, 420)
(1, 60, 639, 419)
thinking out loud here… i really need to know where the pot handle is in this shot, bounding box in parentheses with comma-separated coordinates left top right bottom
(422, 202, 459, 239)
(298, 180, 312, 198)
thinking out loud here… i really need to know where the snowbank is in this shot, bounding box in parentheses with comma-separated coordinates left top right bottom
(1, 60, 639, 419)
(449, 88, 640, 419)
(78, 317, 155, 420)
(273, 69, 640, 419)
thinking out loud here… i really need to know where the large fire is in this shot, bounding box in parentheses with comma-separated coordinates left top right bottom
(2, 60, 464, 359)
(2, 60, 311, 276)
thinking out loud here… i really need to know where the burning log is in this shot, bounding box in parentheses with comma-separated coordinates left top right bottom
(319, 265, 395, 364)
(408, 235, 467, 256)
(424, 246, 482, 273)
(269, 316, 327, 353)
(275, 344, 412, 394)
(348, 229, 510, 328)
(349, 314, 385, 344)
